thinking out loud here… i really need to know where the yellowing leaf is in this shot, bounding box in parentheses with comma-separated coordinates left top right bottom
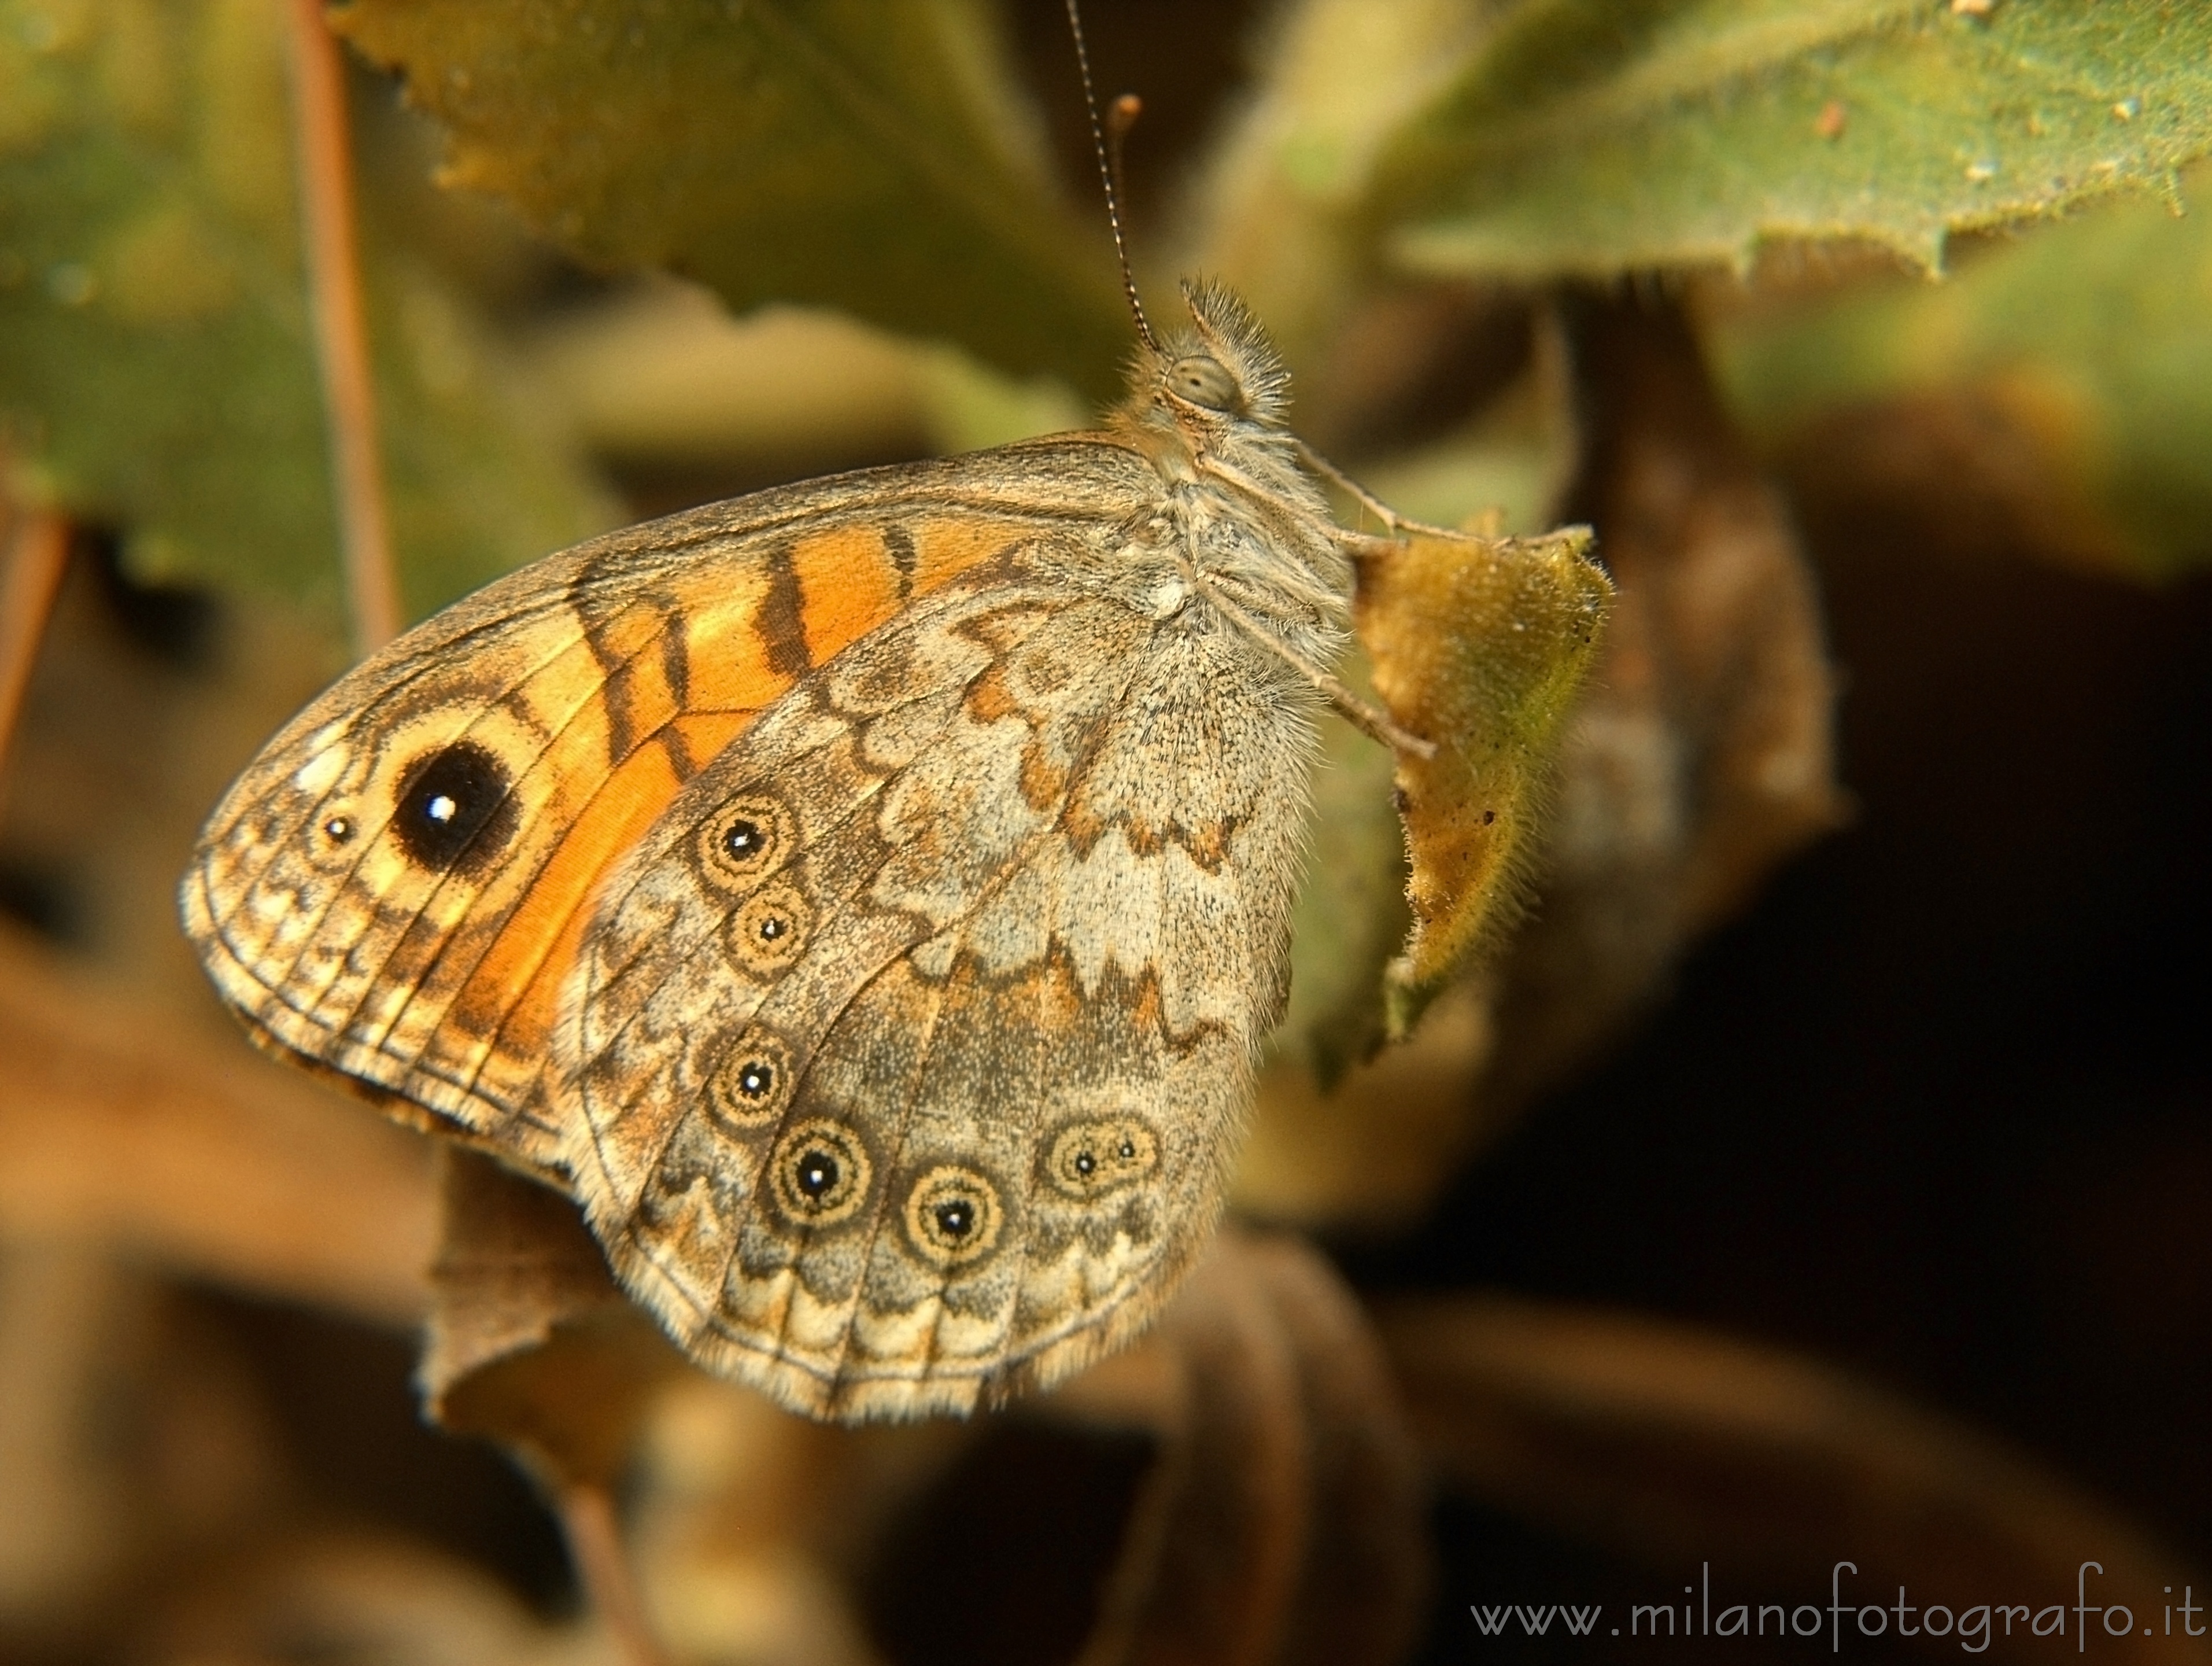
(335, 0, 1134, 402)
(1357, 526, 1611, 1035)
(1374, 0, 2212, 279)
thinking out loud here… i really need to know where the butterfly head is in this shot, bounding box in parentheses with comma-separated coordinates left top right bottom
(1118, 278, 1293, 448)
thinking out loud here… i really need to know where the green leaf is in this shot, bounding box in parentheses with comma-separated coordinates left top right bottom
(1715, 171, 2212, 581)
(1357, 526, 1612, 1037)
(369, 250, 625, 617)
(0, 0, 616, 619)
(1374, 0, 2212, 279)
(1183, 0, 1493, 379)
(334, 0, 1135, 404)
(1274, 706, 1410, 1088)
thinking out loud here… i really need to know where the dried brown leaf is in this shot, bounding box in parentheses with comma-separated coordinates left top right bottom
(422, 1149, 688, 1665)
(1479, 294, 1846, 1116)
(1379, 1293, 2206, 1663)
(0, 925, 433, 1322)
(420, 1147, 681, 1491)
(1050, 1230, 1428, 1666)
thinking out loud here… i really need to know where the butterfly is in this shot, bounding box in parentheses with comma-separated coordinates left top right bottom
(180, 277, 1434, 1421)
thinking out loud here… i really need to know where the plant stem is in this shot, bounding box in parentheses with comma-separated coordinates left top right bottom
(0, 502, 70, 812)
(286, 0, 402, 655)
(559, 1481, 671, 1666)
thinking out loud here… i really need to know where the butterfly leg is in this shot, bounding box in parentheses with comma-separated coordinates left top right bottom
(1203, 585, 1435, 760)
(1294, 440, 1471, 542)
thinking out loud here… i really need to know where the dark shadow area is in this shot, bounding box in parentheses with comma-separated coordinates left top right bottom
(1353, 520, 2212, 1597)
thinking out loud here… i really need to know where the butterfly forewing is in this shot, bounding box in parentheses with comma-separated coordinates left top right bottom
(182, 442, 1161, 1173)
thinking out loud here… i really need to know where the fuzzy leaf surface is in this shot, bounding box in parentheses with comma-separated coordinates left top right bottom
(1378, 0, 2212, 278)
(1358, 527, 1611, 1035)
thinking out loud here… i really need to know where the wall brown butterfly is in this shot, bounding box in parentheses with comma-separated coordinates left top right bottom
(177, 0, 1456, 1417)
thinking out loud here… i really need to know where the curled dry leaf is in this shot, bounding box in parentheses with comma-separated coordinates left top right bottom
(0, 924, 433, 1324)
(1244, 294, 1836, 1229)
(1378, 1293, 2208, 1664)
(420, 1149, 689, 1664)
(1356, 524, 1611, 1038)
(419, 1147, 682, 1491)
(1477, 293, 1846, 1119)
(1046, 1229, 1430, 1666)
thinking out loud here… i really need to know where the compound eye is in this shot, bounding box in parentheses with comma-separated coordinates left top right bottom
(1165, 354, 1239, 412)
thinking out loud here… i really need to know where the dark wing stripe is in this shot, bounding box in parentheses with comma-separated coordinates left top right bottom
(881, 524, 918, 598)
(758, 542, 813, 680)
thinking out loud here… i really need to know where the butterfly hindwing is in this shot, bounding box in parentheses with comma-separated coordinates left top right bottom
(559, 522, 1319, 1419)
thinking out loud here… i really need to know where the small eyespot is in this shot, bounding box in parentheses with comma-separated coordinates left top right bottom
(390, 742, 516, 873)
(699, 794, 795, 891)
(1164, 354, 1239, 412)
(903, 1166, 1003, 1269)
(725, 880, 810, 975)
(322, 815, 354, 844)
(1046, 1116, 1160, 1200)
(769, 1119, 871, 1225)
(708, 1028, 796, 1129)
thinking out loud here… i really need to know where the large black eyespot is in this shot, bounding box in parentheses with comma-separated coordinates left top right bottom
(390, 742, 515, 873)
(1164, 354, 1239, 412)
(707, 1028, 796, 1129)
(769, 1119, 870, 1225)
(1047, 1116, 1160, 1200)
(904, 1166, 1003, 1269)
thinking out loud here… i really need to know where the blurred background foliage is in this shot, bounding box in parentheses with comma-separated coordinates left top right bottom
(1, 1, 2210, 1662)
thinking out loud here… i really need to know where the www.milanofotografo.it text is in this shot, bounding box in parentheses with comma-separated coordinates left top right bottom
(1469, 1563, 2210, 1652)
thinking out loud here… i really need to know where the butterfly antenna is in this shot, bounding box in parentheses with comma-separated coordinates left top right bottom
(1064, 0, 1158, 352)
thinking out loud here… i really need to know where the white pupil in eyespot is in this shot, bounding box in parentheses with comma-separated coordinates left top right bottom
(426, 794, 458, 824)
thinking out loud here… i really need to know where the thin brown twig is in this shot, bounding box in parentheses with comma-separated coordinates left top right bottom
(0, 499, 71, 813)
(557, 1481, 671, 1666)
(285, 0, 401, 655)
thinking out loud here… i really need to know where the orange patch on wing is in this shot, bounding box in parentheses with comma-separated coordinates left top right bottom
(669, 711, 755, 768)
(446, 740, 688, 1066)
(966, 663, 1021, 725)
(512, 626, 630, 736)
(910, 515, 1021, 592)
(790, 527, 906, 666)
(678, 578, 803, 714)
(1018, 741, 1066, 810)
